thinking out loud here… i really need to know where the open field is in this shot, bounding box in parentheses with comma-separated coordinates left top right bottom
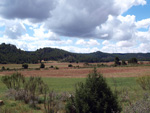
(0, 62, 149, 113)
(0, 76, 139, 93)
(0, 62, 150, 78)
(0, 76, 145, 113)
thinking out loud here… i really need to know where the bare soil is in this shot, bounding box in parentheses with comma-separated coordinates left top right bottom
(0, 62, 150, 78)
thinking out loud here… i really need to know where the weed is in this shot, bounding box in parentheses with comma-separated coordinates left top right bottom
(136, 76, 150, 90)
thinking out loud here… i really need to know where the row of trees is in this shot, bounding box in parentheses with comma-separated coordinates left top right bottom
(22, 63, 45, 69)
(114, 57, 138, 66)
(1, 43, 148, 64)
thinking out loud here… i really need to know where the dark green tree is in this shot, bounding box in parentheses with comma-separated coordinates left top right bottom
(114, 57, 121, 66)
(66, 68, 121, 113)
(22, 63, 28, 69)
(128, 58, 138, 64)
(40, 63, 45, 68)
(122, 60, 127, 65)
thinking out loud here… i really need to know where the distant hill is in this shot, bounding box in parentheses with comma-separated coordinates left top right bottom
(0, 43, 150, 64)
(0, 43, 38, 64)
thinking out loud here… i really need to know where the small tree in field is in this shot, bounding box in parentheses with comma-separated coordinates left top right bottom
(128, 58, 138, 64)
(66, 68, 121, 113)
(114, 57, 121, 66)
(22, 63, 28, 69)
(122, 60, 127, 65)
(40, 63, 45, 68)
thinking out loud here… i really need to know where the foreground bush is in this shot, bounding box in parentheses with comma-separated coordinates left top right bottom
(123, 93, 150, 113)
(66, 68, 121, 113)
(1, 73, 25, 90)
(1, 73, 48, 108)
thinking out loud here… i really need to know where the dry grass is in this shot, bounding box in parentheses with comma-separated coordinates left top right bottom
(0, 62, 150, 78)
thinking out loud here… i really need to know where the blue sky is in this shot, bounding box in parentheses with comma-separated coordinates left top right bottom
(0, 0, 150, 53)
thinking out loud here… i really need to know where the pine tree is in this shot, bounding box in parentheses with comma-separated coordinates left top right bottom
(66, 68, 121, 113)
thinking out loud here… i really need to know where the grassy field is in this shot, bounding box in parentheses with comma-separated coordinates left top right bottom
(0, 62, 149, 112)
(0, 75, 146, 113)
(0, 76, 138, 93)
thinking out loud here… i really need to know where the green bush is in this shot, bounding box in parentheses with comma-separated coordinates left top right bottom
(54, 66, 59, 70)
(23, 77, 48, 107)
(40, 63, 45, 68)
(1, 73, 25, 90)
(136, 76, 150, 90)
(114, 57, 121, 66)
(50, 65, 54, 68)
(66, 68, 121, 113)
(1, 66, 5, 70)
(1, 73, 48, 108)
(122, 60, 127, 65)
(22, 63, 28, 69)
(68, 64, 73, 67)
(128, 58, 138, 64)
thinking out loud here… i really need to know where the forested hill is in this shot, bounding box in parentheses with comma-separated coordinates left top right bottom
(0, 43, 38, 64)
(1, 43, 150, 64)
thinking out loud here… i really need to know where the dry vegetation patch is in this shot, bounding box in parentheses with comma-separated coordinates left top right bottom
(0, 62, 150, 78)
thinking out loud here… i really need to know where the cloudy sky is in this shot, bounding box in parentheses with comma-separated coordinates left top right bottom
(0, 0, 150, 53)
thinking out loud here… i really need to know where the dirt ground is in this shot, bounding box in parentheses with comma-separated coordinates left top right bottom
(0, 62, 150, 78)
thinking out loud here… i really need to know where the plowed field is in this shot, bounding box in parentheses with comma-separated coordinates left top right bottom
(0, 62, 150, 78)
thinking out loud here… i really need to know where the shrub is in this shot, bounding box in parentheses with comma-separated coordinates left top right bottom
(83, 62, 89, 66)
(136, 76, 150, 90)
(23, 77, 48, 107)
(1, 73, 25, 90)
(97, 63, 108, 67)
(123, 93, 150, 113)
(50, 65, 54, 68)
(40, 63, 45, 68)
(35, 68, 40, 70)
(1, 73, 48, 108)
(128, 58, 138, 64)
(22, 63, 28, 69)
(114, 57, 121, 66)
(68, 64, 73, 67)
(44, 91, 68, 113)
(65, 68, 121, 113)
(122, 60, 127, 65)
(54, 66, 59, 70)
(1, 66, 5, 70)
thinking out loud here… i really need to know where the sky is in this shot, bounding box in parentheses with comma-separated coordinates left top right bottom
(0, 0, 150, 53)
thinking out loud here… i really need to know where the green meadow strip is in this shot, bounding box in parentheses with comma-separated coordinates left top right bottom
(0, 76, 138, 93)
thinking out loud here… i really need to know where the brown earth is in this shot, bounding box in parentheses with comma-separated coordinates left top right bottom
(0, 64, 150, 78)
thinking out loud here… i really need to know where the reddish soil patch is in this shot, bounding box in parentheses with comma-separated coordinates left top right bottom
(0, 66, 150, 78)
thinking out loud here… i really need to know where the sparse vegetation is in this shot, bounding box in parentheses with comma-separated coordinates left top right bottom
(1, 66, 5, 70)
(1, 61, 150, 112)
(1, 73, 25, 90)
(54, 66, 59, 70)
(1, 73, 48, 108)
(136, 75, 150, 90)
